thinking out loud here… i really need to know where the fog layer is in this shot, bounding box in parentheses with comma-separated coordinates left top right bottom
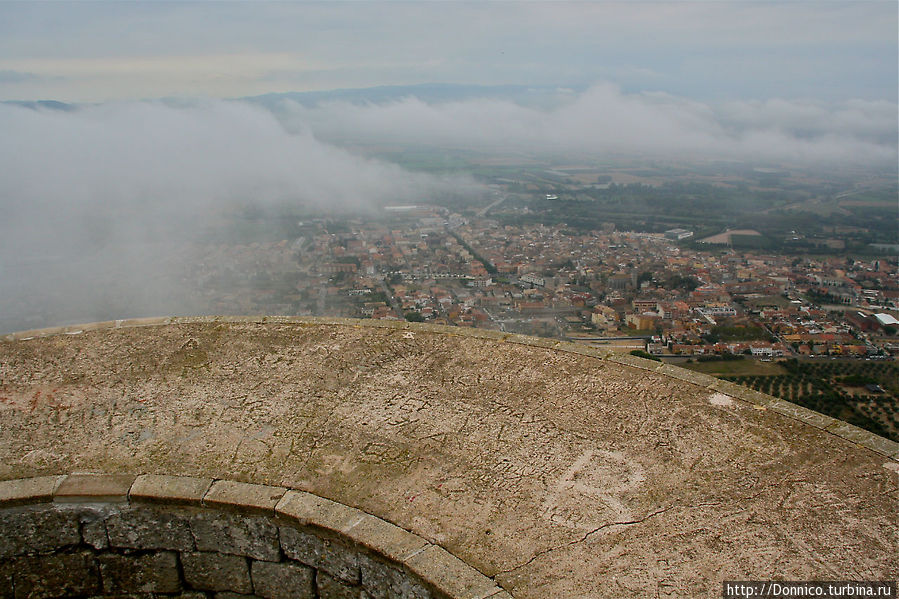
(0, 99, 462, 332)
(277, 84, 898, 167)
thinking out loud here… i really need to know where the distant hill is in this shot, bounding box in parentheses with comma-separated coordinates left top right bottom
(242, 82, 585, 109)
(2, 100, 77, 111)
(2, 83, 585, 113)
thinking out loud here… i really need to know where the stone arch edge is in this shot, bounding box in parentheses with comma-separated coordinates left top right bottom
(0, 473, 512, 599)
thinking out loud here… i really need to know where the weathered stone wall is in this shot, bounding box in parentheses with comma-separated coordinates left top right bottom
(0, 475, 509, 599)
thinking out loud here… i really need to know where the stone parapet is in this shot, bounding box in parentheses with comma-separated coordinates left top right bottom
(2, 316, 896, 461)
(0, 474, 508, 599)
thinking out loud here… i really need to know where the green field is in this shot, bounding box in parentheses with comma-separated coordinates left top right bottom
(681, 358, 786, 376)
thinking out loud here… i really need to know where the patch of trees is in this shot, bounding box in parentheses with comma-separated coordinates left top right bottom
(665, 274, 700, 292)
(840, 374, 879, 386)
(630, 350, 661, 362)
(334, 256, 361, 266)
(696, 354, 744, 362)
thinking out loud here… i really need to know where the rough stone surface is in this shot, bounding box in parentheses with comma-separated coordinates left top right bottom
(345, 514, 429, 563)
(205, 480, 285, 514)
(98, 552, 180, 594)
(106, 507, 195, 551)
(405, 545, 498, 599)
(0, 508, 80, 558)
(280, 527, 359, 584)
(191, 512, 280, 562)
(0, 561, 14, 599)
(130, 474, 212, 506)
(182, 551, 252, 593)
(1, 319, 897, 598)
(827, 419, 887, 445)
(79, 510, 110, 550)
(0, 476, 64, 507)
(276, 490, 364, 532)
(54, 474, 134, 503)
(317, 572, 363, 599)
(0, 499, 445, 599)
(359, 555, 430, 599)
(250, 559, 315, 599)
(11, 552, 100, 598)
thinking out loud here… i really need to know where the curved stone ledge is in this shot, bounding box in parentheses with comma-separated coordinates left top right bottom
(2, 316, 896, 461)
(1, 317, 896, 597)
(0, 474, 509, 599)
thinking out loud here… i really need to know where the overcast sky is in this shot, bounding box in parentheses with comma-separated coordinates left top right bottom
(0, 1, 896, 103)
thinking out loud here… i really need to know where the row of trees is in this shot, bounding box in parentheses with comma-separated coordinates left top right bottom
(720, 370, 897, 442)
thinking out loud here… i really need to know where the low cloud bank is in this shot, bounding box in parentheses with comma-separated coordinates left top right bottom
(1, 99, 447, 228)
(0, 99, 466, 332)
(277, 83, 898, 167)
